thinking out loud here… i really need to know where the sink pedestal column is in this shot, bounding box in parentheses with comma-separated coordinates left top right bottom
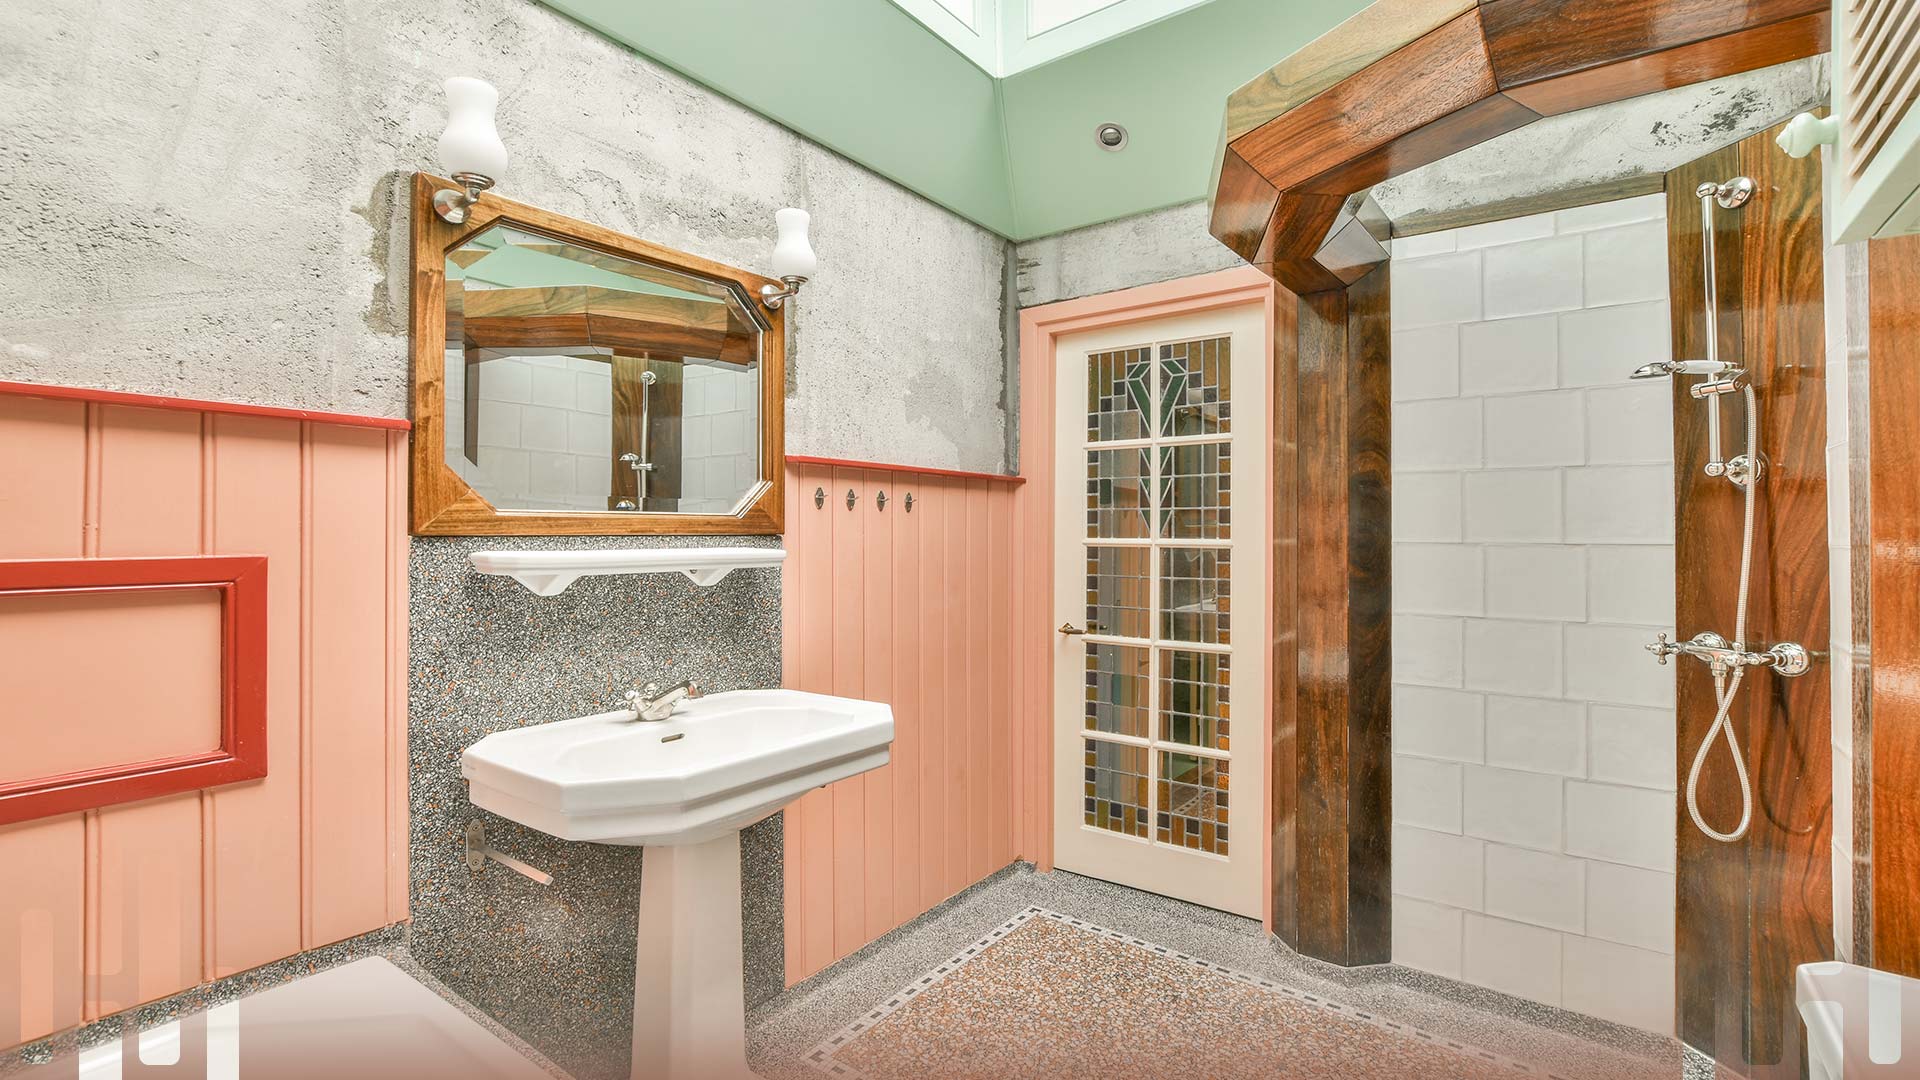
(631, 831, 756, 1080)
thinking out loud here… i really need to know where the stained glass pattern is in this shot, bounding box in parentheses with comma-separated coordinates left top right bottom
(1085, 644, 1150, 737)
(1160, 650, 1229, 751)
(1086, 448, 1151, 539)
(1161, 442, 1231, 540)
(1159, 337, 1230, 437)
(1157, 752, 1229, 855)
(1160, 547, 1230, 644)
(1085, 740, 1150, 838)
(1087, 347, 1151, 443)
(1085, 546, 1151, 639)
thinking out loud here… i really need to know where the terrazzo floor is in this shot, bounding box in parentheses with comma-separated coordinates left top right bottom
(749, 865, 1685, 1080)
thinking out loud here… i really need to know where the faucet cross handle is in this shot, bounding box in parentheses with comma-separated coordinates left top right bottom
(1645, 633, 1678, 665)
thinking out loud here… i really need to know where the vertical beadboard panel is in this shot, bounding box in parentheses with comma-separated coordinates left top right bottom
(92, 405, 206, 1017)
(888, 471, 923, 928)
(965, 480, 991, 885)
(989, 485, 1014, 868)
(0, 390, 408, 1051)
(827, 468, 868, 960)
(859, 475, 895, 946)
(305, 425, 394, 946)
(913, 474, 952, 903)
(207, 415, 304, 977)
(0, 395, 87, 1046)
(793, 463, 837, 979)
(781, 463, 1023, 985)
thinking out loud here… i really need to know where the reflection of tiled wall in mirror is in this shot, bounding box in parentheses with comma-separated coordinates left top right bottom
(449, 354, 614, 512)
(679, 363, 761, 514)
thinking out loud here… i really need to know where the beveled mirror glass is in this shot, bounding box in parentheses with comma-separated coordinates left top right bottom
(411, 174, 785, 534)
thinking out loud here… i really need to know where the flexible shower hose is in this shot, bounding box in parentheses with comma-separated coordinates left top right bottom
(1684, 382, 1759, 843)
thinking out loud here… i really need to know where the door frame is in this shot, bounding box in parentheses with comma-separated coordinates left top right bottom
(1013, 266, 1279, 932)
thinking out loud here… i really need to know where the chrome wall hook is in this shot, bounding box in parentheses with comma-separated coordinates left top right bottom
(904, 493, 915, 513)
(876, 491, 888, 511)
(814, 487, 825, 509)
(845, 488, 858, 510)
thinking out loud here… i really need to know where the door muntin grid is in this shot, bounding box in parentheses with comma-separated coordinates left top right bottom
(1080, 337, 1234, 859)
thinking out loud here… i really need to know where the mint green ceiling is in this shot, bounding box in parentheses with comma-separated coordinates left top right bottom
(538, 0, 1369, 240)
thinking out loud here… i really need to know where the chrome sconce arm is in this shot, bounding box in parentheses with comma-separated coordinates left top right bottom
(431, 171, 496, 224)
(759, 275, 808, 310)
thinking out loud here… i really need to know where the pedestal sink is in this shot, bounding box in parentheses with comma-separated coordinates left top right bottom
(461, 689, 893, 1080)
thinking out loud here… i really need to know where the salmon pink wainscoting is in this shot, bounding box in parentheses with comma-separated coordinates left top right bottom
(780, 456, 1027, 984)
(0, 381, 410, 1050)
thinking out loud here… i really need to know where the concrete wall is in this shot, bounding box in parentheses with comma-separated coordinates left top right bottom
(1013, 200, 1238, 308)
(0, 0, 1012, 473)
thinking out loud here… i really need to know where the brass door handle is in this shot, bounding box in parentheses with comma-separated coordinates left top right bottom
(1058, 623, 1086, 636)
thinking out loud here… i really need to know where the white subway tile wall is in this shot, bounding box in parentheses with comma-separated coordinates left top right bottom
(1389, 195, 1678, 1034)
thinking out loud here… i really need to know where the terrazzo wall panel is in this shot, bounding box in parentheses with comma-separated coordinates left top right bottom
(408, 534, 783, 1080)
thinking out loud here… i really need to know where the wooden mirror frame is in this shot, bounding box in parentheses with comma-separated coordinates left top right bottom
(408, 172, 786, 535)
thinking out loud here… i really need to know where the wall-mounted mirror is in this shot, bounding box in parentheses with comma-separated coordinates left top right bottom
(410, 173, 784, 535)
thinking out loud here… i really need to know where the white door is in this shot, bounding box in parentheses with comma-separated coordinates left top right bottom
(1052, 304, 1267, 918)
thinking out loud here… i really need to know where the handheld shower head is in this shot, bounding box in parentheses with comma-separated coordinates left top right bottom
(1628, 359, 1733, 380)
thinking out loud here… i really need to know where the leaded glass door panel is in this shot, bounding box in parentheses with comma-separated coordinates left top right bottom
(1051, 304, 1266, 918)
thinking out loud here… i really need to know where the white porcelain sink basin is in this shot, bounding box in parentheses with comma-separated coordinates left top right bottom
(462, 688, 892, 846)
(461, 687, 892, 1079)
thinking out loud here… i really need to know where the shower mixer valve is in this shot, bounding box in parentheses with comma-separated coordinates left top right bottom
(1645, 631, 1810, 677)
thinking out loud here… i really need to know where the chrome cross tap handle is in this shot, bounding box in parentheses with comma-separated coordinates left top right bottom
(1644, 632, 1811, 677)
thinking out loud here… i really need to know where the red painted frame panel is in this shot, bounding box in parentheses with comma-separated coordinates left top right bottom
(0, 556, 269, 825)
(0, 380, 411, 432)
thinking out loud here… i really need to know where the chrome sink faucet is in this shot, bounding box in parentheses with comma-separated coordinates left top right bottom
(624, 680, 702, 722)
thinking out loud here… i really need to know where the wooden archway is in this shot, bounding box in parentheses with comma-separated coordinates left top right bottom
(1211, 0, 1829, 294)
(1212, 0, 1829, 971)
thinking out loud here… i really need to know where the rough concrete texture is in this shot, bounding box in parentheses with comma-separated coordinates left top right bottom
(0, 0, 1012, 472)
(1374, 57, 1829, 230)
(1013, 199, 1239, 308)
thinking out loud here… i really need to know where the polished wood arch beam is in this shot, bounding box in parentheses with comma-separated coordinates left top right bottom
(1210, 0, 1829, 294)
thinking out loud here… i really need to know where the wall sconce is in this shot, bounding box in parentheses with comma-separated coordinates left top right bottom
(433, 77, 508, 224)
(760, 208, 816, 309)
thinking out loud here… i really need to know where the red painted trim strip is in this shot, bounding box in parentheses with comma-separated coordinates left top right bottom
(0, 380, 412, 432)
(785, 455, 1026, 485)
(0, 556, 272, 825)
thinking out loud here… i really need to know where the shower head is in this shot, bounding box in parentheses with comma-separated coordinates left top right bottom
(1629, 359, 1733, 380)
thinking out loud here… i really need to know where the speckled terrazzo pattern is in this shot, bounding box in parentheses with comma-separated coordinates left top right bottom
(408, 534, 784, 1080)
(748, 866, 1686, 1080)
(809, 910, 1568, 1080)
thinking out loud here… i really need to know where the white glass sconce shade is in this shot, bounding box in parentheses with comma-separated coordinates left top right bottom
(770, 209, 816, 280)
(438, 77, 508, 181)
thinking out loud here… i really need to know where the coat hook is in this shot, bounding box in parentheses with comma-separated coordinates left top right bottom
(905, 492, 915, 513)
(814, 487, 825, 509)
(876, 491, 889, 511)
(845, 488, 858, 510)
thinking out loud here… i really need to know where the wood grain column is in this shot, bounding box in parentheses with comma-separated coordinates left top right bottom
(1866, 235, 1920, 978)
(1273, 266, 1392, 966)
(1669, 119, 1830, 1079)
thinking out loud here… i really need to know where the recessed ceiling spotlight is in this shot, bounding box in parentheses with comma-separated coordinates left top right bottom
(1095, 123, 1129, 152)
